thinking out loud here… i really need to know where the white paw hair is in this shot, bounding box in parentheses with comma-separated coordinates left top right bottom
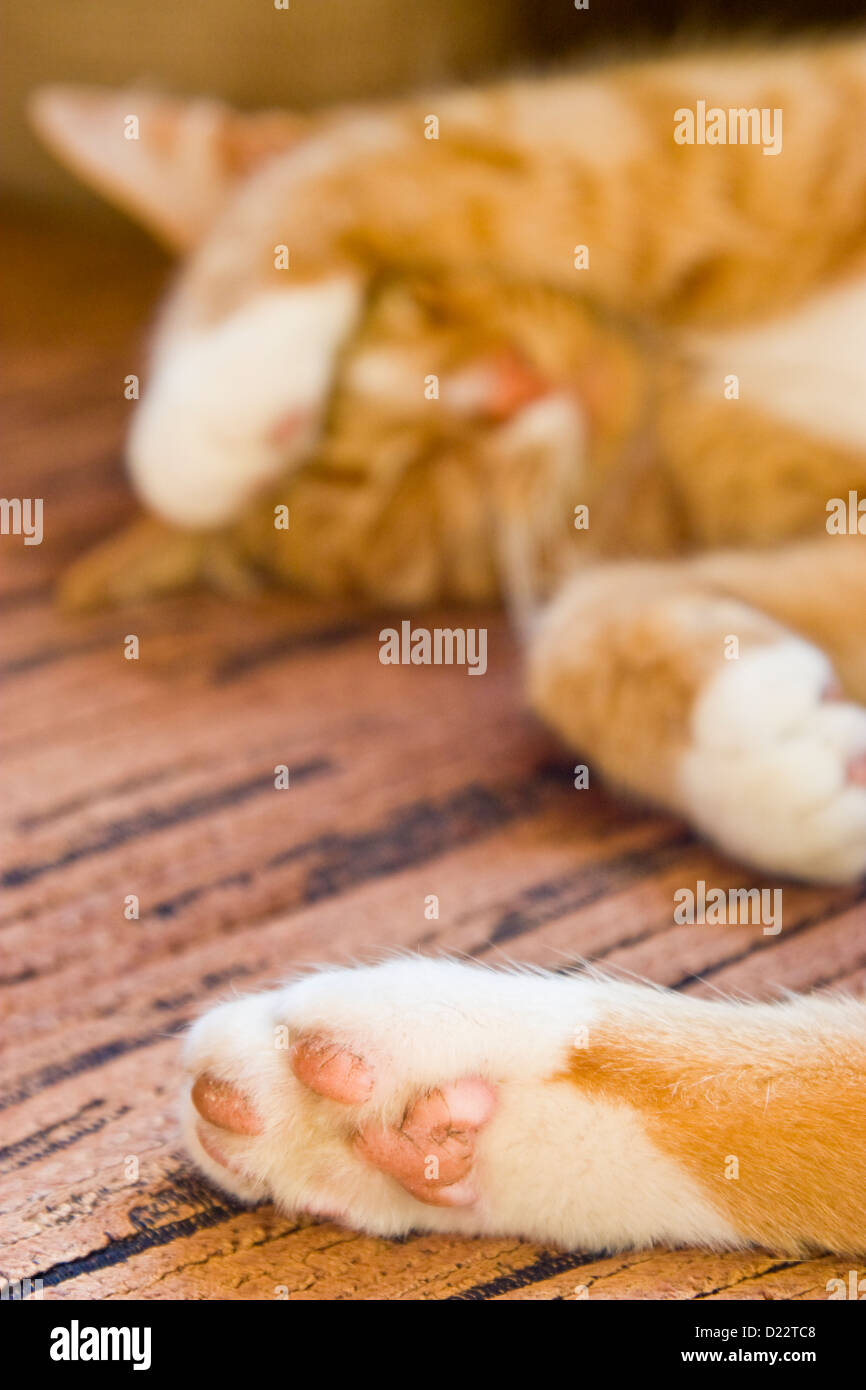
(678, 638, 866, 882)
(128, 277, 363, 527)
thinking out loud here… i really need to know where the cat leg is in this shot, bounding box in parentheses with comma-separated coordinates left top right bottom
(182, 958, 866, 1254)
(181, 959, 737, 1248)
(527, 553, 866, 881)
(170, 41, 866, 328)
(692, 535, 866, 706)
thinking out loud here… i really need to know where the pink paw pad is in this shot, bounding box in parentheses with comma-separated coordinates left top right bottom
(267, 405, 317, 448)
(191, 1073, 263, 1134)
(847, 751, 866, 786)
(289, 1034, 375, 1103)
(191, 1074, 263, 1176)
(355, 1077, 497, 1207)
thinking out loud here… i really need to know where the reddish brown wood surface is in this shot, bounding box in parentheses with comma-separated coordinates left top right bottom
(2, 207, 864, 1300)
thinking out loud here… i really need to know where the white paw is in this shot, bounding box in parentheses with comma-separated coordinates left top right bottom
(678, 639, 866, 882)
(181, 960, 737, 1248)
(128, 277, 362, 527)
(181, 960, 566, 1233)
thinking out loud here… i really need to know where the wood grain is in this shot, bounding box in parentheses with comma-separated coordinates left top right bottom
(1, 207, 864, 1301)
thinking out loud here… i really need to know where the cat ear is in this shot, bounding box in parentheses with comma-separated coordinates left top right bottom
(29, 85, 309, 250)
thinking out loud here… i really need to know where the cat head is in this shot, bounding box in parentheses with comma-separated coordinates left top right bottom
(30, 89, 627, 608)
(31, 85, 368, 525)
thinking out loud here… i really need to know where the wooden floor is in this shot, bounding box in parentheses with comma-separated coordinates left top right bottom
(2, 206, 864, 1301)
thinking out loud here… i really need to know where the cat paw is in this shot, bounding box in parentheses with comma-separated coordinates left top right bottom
(181, 962, 509, 1231)
(181, 959, 594, 1234)
(128, 276, 363, 527)
(181, 960, 739, 1247)
(679, 639, 866, 882)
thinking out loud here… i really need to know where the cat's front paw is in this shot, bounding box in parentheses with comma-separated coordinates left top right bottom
(679, 639, 866, 882)
(129, 277, 363, 527)
(180, 961, 529, 1234)
(181, 961, 740, 1249)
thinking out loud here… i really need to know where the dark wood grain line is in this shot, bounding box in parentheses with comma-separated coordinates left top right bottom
(692, 1259, 804, 1299)
(670, 887, 866, 992)
(0, 1018, 190, 1112)
(266, 764, 567, 900)
(0, 635, 114, 678)
(447, 1248, 603, 1300)
(15, 764, 186, 833)
(213, 620, 367, 682)
(29, 1202, 243, 1290)
(2, 757, 332, 889)
(0, 1100, 131, 1174)
(473, 833, 694, 951)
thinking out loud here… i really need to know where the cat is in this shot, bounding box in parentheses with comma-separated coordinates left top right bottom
(35, 40, 866, 883)
(32, 37, 866, 1254)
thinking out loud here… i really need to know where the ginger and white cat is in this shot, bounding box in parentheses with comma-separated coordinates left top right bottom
(33, 38, 866, 1255)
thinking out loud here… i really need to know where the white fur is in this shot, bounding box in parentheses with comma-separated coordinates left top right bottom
(678, 638, 866, 881)
(346, 347, 426, 405)
(128, 278, 363, 526)
(689, 274, 866, 452)
(182, 958, 739, 1248)
(493, 392, 586, 455)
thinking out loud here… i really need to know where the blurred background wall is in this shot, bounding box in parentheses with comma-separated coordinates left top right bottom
(3, 0, 864, 216)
